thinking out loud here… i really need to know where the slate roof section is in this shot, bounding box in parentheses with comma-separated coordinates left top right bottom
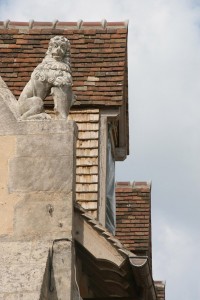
(0, 20, 128, 107)
(115, 181, 152, 268)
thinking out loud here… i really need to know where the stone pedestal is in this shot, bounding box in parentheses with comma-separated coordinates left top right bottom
(0, 78, 77, 299)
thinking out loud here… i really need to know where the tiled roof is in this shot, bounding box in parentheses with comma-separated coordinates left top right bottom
(0, 20, 128, 107)
(115, 182, 166, 300)
(115, 181, 152, 263)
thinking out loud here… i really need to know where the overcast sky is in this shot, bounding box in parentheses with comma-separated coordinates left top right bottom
(0, 0, 200, 299)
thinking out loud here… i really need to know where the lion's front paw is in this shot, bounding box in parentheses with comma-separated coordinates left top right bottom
(29, 113, 52, 120)
(18, 112, 52, 121)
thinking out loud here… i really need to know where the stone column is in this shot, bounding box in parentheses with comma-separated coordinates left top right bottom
(0, 78, 78, 299)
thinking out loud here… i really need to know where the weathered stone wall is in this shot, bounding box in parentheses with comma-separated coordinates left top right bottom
(0, 78, 78, 299)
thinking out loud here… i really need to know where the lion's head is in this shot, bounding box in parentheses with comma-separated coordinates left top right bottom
(45, 36, 71, 67)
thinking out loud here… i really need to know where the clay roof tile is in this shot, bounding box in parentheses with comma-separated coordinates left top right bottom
(0, 20, 128, 108)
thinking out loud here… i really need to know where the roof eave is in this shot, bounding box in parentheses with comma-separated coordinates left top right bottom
(74, 203, 157, 299)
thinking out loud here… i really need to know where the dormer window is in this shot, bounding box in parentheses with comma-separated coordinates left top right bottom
(105, 125, 116, 234)
(98, 112, 118, 234)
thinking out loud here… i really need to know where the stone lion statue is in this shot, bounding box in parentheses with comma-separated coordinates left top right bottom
(18, 36, 75, 120)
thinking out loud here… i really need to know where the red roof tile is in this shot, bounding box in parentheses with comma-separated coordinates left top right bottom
(115, 181, 152, 267)
(0, 20, 128, 107)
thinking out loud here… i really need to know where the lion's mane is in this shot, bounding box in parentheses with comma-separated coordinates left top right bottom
(31, 36, 72, 87)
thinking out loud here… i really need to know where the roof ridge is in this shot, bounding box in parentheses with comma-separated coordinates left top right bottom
(154, 280, 166, 286)
(116, 181, 152, 188)
(0, 19, 128, 30)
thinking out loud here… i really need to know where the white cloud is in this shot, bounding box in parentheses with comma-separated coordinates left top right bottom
(153, 217, 200, 299)
(0, 0, 128, 21)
